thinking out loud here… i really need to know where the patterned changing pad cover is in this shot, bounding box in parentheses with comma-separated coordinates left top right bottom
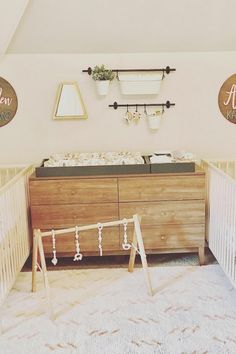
(44, 152, 144, 167)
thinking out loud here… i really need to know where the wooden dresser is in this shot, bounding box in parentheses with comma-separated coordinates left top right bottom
(29, 168, 206, 264)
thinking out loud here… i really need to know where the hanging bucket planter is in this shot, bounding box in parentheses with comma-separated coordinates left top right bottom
(91, 65, 115, 96)
(95, 80, 110, 96)
(147, 110, 162, 130)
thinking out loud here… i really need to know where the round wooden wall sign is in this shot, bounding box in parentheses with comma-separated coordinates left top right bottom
(218, 73, 236, 124)
(0, 77, 18, 128)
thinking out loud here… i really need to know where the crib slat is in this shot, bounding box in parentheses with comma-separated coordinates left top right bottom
(229, 185, 234, 280)
(231, 185, 236, 283)
(0, 165, 34, 308)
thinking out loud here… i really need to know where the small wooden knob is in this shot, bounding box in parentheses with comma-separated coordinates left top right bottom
(160, 235, 165, 240)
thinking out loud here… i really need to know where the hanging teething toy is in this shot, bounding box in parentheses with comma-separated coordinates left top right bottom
(133, 104, 141, 124)
(97, 223, 103, 256)
(51, 229, 58, 265)
(124, 104, 132, 125)
(122, 218, 131, 250)
(73, 225, 83, 261)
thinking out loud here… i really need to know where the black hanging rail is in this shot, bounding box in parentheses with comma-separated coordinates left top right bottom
(82, 66, 176, 76)
(109, 101, 175, 110)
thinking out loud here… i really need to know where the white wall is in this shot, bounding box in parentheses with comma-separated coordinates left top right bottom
(0, 51, 235, 164)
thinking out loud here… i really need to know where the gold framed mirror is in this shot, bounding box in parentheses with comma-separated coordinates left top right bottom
(53, 82, 88, 120)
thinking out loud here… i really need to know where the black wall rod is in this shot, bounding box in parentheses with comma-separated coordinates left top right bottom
(82, 66, 176, 75)
(109, 101, 175, 110)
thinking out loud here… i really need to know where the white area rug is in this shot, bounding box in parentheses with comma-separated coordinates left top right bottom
(1, 265, 236, 354)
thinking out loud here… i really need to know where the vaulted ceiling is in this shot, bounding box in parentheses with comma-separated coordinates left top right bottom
(5, 0, 236, 54)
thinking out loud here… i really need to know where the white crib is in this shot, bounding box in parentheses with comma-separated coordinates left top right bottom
(202, 160, 236, 288)
(0, 165, 34, 307)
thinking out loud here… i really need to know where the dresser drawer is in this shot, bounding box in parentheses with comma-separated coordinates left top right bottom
(31, 203, 119, 229)
(119, 200, 205, 225)
(29, 178, 118, 205)
(121, 224, 205, 250)
(118, 175, 205, 202)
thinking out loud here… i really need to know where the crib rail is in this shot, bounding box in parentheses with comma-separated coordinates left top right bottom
(0, 166, 22, 189)
(0, 165, 34, 307)
(210, 160, 236, 180)
(202, 160, 236, 288)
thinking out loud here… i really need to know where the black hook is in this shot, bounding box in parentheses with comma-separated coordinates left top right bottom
(113, 102, 118, 110)
(166, 100, 171, 108)
(87, 67, 92, 75)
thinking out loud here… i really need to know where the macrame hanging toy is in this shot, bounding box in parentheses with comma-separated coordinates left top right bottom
(122, 218, 131, 250)
(133, 105, 141, 124)
(124, 105, 133, 125)
(73, 225, 83, 261)
(51, 229, 58, 265)
(97, 223, 103, 256)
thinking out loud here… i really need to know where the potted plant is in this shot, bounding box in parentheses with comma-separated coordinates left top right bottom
(91, 64, 115, 95)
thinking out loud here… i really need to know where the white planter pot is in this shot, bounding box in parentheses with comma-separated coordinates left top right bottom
(118, 72, 162, 95)
(95, 80, 110, 96)
(147, 114, 162, 130)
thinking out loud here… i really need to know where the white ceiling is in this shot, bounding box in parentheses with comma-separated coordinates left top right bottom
(6, 0, 236, 54)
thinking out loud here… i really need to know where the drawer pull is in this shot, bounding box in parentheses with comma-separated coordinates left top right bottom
(160, 235, 166, 240)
